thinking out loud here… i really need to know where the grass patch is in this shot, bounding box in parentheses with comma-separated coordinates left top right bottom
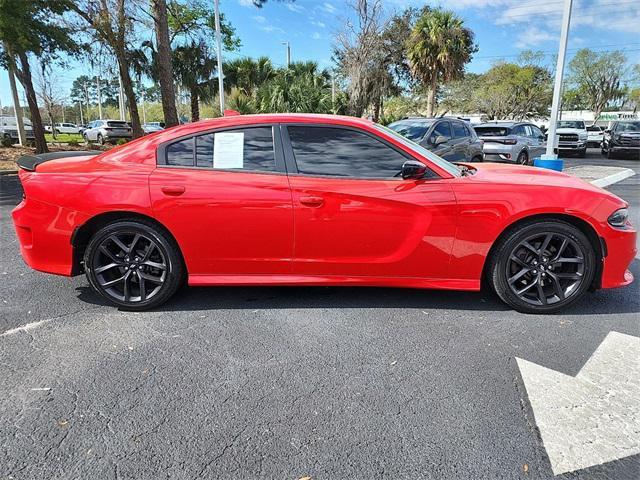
(45, 133, 84, 143)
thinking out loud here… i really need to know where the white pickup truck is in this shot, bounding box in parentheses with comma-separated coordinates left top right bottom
(556, 120, 588, 157)
(44, 123, 81, 134)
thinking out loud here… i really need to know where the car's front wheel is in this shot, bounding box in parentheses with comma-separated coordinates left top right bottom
(488, 220, 596, 313)
(516, 150, 528, 165)
(84, 220, 184, 310)
(97, 133, 105, 145)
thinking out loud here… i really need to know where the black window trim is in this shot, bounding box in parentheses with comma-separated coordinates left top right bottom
(280, 123, 438, 181)
(156, 123, 287, 175)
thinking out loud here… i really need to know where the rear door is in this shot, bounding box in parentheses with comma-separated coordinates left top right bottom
(149, 125, 294, 277)
(282, 124, 457, 279)
(424, 121, 454, 161)
(451, 121, 470, 161)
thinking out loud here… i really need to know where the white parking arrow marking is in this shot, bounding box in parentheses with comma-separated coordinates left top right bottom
(517, 332, 640, 476)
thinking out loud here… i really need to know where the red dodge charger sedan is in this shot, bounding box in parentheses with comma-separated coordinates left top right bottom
(12, 114, 636, 313)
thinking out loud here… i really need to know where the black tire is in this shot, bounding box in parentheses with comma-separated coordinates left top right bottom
(97, 133, 105, 145)
(577, 147, 586, 158)
(83, 134, 90, 145)
(488, 220, 596, 314)
(516, 150, 529, 165)
(84, 220, 184, 310)
(607, 148, 617, 159)
(471, 155, 483, 163)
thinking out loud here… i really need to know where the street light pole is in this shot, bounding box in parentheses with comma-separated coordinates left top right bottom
(6, 64, 26, 146)
(214, 0, 225, 113)
(544, 0, 573, 159)
(282, 41, 291, 67)
(96, 76, 103, 120)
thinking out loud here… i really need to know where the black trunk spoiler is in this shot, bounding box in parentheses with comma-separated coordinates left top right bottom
(16, 151, 100, 172)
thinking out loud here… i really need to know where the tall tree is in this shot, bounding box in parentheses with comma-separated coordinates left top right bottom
(72, 1, 145, 138)
(567, 49, 628, 124)
(0, 0, 78, 153)
(224, 57, 275, 96)
(407, 8, 476, 116)
(151, 0, 179, 127)
(172, 41, 216, 121)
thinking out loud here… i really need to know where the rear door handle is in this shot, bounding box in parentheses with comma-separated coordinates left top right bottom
(299, 196, 324, 207)
(161, 186, 186, 196)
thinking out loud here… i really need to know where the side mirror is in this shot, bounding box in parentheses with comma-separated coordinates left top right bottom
(431, 135, 448, 146)
(401, 160, 427, 180)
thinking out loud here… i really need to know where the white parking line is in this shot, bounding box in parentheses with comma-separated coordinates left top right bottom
(591, 168, 636, 188)
(564, 165, 636, 188)
(517, 332, 640, 475)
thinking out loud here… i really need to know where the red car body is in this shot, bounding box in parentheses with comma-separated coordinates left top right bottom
(12, 114, 636, 302)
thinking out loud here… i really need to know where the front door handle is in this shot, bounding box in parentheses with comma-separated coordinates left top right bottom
(299, 196, 324, 207)
(161, 185, 186, 196)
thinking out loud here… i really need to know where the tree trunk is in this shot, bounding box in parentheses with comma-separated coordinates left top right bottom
(190, 89, 200, 122)
(152, 0, 179, 128)
(426, 75, 437, 117)
(15, 52, 48, 154)
(116, 50, 144, 138)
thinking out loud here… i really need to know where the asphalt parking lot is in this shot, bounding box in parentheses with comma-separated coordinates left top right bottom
(1, 149, 638, 479)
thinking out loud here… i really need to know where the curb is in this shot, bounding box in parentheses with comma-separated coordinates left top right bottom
(0, 169, 18, 175)
(590, 168, 635, 188)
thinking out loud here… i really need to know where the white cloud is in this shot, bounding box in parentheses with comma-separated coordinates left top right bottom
(238, 0, 254, 7)
(311, 32, 321, 40)
(260, 25, 286, 34)
(311, 20, 326, 28)
(253, 15, 266, 23)
(322, 2, 337, 13)
(515, 26, 556, 49)
(286, 3, 304, 13)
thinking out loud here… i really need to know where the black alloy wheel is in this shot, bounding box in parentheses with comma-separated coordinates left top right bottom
(489, 220, 595, 313)
(84, 220, 183, 310)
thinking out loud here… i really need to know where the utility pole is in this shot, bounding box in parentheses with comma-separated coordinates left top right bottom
(83, 82, 90, 122)
(96, 76, 103, 119)
(6, 64, 26, 145)
(142, 91, 147, 125)
(544, 0, 573, 159)
(331, 74, 336, 112)
(79, 100, 84, 126)
(282, 41, 291, 67)
(214, 0, 225, 113)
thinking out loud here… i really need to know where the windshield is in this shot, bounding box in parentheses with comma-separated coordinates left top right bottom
(387, 120, 434, 142)
(474, 126, 511, 137)
(617, 122, 640, 133)
(375, 124, 461, 177)
(557, 120, 585, 129)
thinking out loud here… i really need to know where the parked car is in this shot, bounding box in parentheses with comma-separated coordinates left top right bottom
(0, 116, 35, 144)
(44, 123, 81, 135)
(387, 117, 484, 163)
(601, 120, 640, 159)
(143, 122, 164, 134)
(586, 124, 605, 148)
(12, 113, 636, 314)
(82, 119, 132, 144)
(555, 120, 588, 157)
(473, 122, 546, 165)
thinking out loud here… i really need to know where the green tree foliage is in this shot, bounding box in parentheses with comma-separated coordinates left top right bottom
(0, 0, 79, 153)
(172, 41, 217, 121)
(407, 8, 477, 116)
(567, 49, 628, 123)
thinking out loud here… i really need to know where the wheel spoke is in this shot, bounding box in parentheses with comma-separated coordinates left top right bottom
(139, 274, 147, 301)
(536, 281, 547, 305)
(143, 260, 166, 271)
(110, 235, 129, 254)
(521, 241, 539, 256)
(554, 272, 582, 279)
(141, 242, 156, 262)
(123, 271, 132, 301)
(100, 273, 126, 288)
(540, 234, 553, 256)
(508, 267, 531, 284)
(548, 273, 565, 300)
(95, 262, 120, 274)
(553, 238, 569, 260)
(129, 234, 142, 253)
(554, 257, 584, 265)
(139, 271, 163, 284)
(510, 255, 528, 268)
(516, 279, 537, 295)
(99, 245, 121, 264)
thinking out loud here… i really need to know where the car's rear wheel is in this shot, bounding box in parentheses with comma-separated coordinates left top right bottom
(516, 150, 528, 165)
(488, 220, 595, 314)
(471, 155, 483, 163)
(97, 133, 105, 145)
(84, 220, 184, 310)
(83, 133, 90, 145)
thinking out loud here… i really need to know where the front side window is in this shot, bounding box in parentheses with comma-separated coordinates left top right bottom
(431, 122, 452, 142)
(165, 126, 276, 172)
(287, 126, 409, 178)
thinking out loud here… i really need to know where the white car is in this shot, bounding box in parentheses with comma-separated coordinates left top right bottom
(142, 122, 164, 134)
(82, 119, 132, 144)
(586, 125, 604, 148)
(0, 116, 35, 144)
(555, 120, 588, 157)
(44, 123, 81, 134)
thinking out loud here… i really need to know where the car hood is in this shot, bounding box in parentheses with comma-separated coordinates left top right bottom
(556, 127, 586, 134)
(463, 162, 607, 194)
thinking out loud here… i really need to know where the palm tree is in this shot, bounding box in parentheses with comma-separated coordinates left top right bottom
(407, 8, 476, 116)
(223, 56, 275, 96)
(172, 41, 217, 121)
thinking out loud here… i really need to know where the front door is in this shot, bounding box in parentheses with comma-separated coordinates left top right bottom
(282, 124, 458, 279)
(149, 125, 294, 276)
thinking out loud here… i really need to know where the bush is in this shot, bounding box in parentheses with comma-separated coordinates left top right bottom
(1, 136, 13, 148)
(116, 138, 128, 146)
(67, 139, 79, 147)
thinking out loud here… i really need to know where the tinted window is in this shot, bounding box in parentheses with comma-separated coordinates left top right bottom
(288, 126, 408, 178)
(617, 122, 640, 132)
(166, 137, 194, 167)
(107, 121, 129, 128)
(452, 122, 468, 138)
(388, 120, 434, 141)
(431, 122, 452, 141)
(193, 127, 275, 171)
(474, 126, 511, 136)
(511, 125, 526, 136)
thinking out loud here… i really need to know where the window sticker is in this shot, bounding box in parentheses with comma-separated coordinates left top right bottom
(214, 132, 244, 169)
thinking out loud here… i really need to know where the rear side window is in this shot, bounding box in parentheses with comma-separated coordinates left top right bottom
(452, 122, 468, 138)
(107, 121, 129, 128)
(388, 121, 433, 141)
(511, 125, 526, 136)
(165, 126, 276, 172)
(287, 126, 409, 178)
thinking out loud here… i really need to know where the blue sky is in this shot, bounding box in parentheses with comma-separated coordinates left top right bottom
(1, 0, 639, 109)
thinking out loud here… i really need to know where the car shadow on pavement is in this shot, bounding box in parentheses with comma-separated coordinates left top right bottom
(74, 259, 639, 315)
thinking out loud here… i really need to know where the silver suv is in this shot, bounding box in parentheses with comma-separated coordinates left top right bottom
(0, 116, 35, 144)
(82, 119, 132, 145)
(474, 122, 546, 165)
